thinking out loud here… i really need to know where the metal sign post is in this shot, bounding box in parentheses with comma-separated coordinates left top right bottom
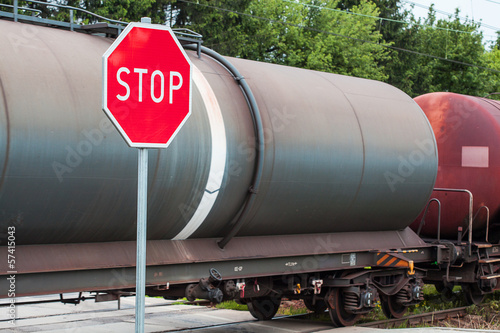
(135, 147, 148, 332)
(102, 16, 192, 332)
(134, 18, 151, 333)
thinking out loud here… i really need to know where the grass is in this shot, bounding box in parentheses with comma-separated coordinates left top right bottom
(276, 300, 310, 316)
(407, 284, 463, 314)
(214, 299, 309, 315)
(215, 300, 248, 311)
(171, 297, 189, 305)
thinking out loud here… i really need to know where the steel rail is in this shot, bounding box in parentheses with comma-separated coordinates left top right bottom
(359, 306, 470, 328)
(160, 305, 475, 331)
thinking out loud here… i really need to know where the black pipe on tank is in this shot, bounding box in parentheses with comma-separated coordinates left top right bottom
(184, 44, 264, 249)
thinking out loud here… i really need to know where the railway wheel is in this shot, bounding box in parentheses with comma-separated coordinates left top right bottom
(380, 295, 407, 319)
(327, 288, 361, 327)
(462, 283, 484, 306)
(247, 295, 282, 320)
(303, 297, 327, 314)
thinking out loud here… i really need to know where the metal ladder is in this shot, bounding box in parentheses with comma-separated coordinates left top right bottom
(475, 243, 500, 288)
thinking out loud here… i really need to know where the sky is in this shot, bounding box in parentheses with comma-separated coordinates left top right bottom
(403, 0, 500, 45)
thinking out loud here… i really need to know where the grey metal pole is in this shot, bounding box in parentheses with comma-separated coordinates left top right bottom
(135, 17, 152, 333)
(69, 9, 74, 31)
(135, 147, 148, 333)
(13, 0, 18, 22)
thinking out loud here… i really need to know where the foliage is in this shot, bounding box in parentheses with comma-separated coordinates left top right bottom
(301, 0, 390, 81)
(172, 0, 250, 56)
(174, 0, 390, 81)
(173, 0, 500, 96)
(482, 46, 500, 99)
(384, 5, 497, 97)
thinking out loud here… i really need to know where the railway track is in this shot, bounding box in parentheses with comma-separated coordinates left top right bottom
(157, 306, 475, 332)
(0, 294, 479, 332)
(359, 306, 470, 328)
(158, 305, 475, 331)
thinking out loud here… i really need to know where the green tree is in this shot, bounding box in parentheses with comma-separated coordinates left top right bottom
(386, 6, 491, 97)
(493, 31, 500, 50)
(482, 47, 500, 99)
(302, 0, 390, 81)
(171, 0, 251, 57)
(174, 0, 390, 81)
(335, 0, 406, 42)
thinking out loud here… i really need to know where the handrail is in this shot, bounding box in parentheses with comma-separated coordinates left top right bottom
(425, 190, 490, 246)
(12, 0, 128, 26)
(433, 188, 473, 255)
(417, 198, 442, 241)
(472, 205, 490, 243)
(172, 28, 203, 39)
(484, 92, 500, 99)
(433, 188, 473, 244)
(3, 0, 204, 45)
(0, 3, 41, 16)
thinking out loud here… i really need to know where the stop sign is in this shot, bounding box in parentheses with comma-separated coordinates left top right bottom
(102, 22, 192, 148)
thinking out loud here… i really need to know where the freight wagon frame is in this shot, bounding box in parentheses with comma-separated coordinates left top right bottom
(1, 229, 434, 326)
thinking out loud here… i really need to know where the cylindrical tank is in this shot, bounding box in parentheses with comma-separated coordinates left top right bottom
(410, 92, 500, 239)
(0, 20, 437, 245)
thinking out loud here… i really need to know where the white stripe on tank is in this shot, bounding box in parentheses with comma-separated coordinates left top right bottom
(172, 65, 227, 240)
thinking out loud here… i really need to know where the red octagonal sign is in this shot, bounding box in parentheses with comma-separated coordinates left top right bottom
(102, 22, 192, 148)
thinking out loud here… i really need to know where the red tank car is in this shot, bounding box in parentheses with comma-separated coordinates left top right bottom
(411, 92, 500, 241)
